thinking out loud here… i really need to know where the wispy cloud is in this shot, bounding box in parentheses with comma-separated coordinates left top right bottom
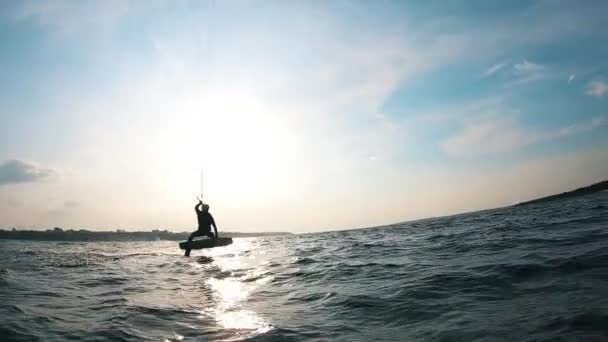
(441, 108, 607, 157)
(558, 116, 607, 136)
(483, 62, 507, 77)
(14, 0, 131, 37)
(418, 96, 507, 124)
(510, 59, 545, 84)
(568, 74, 575, 84)
(441, 114, 541, 157)
(3, 1, 608, 230)
(586, 80, 608, 97)
(514, 59, 544, 74)
(0, 160, 56, 186)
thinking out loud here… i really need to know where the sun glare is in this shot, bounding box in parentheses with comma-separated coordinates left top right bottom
(158, 89, 295, 203)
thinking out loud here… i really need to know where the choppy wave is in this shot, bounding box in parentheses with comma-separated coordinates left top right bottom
(1, 191, 608, 341)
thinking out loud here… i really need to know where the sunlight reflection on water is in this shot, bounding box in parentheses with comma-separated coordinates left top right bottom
(203, 238, 274, 337)
(163, 332, 184, 342)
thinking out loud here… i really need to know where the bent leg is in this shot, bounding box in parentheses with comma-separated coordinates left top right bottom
(188, 230, 204, 242)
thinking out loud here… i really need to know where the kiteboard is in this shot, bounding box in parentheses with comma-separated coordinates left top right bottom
(179, 237, 233, 257)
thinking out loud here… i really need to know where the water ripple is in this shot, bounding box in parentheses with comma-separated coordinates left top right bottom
(1, 192, 608, 341)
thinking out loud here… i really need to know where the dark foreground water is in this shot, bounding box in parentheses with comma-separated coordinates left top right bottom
(2, 192, 608, 341)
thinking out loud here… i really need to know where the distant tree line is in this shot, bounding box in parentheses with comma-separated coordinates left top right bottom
(516, 180, 608, 206)
(0, 228, 291, 241)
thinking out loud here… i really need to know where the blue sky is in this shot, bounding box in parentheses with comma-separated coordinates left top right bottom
(0, 0, 607, 232)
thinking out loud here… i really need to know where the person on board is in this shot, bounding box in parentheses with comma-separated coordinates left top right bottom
(188, 199, 218, 241)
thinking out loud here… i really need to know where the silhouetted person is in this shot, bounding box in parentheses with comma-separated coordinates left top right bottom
(188, 200, 218, 241)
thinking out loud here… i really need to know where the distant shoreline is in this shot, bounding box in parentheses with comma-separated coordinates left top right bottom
(2, 180, 606, 240)
(0, 229, 291, 242)
(515, 180, 608, 206)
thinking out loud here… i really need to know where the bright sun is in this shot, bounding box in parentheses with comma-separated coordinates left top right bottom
(153, 87, 296, 205)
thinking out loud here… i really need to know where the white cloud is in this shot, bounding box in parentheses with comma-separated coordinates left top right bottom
(586, 80, 608, 97)
(442, 113, 607, 157)
(418, 96, 507, 123)
(4, 1, 608, 231)
(509, 59, 546, 84)
(514, 59, 544, 74)
(483, 62, 507, 77)
(558, 116, 607, 136)
(441, 114, 541, 157)
(568, 74, 576, 84)
(4, 3, 479, 230)
(0, 160, 56, 186)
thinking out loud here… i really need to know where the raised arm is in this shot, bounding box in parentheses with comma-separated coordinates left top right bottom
(195, 201, 202, 212)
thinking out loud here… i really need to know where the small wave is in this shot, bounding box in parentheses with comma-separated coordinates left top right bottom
(8, 305, 26, 314)
(541, 311, 608, 336)
(330, 294, 383, 311)
(196, 256, 214, 264)
(0, 326, 40, 342)
(473, 262, 546, 282)
(95, 289, 126, 297)
(99, 297, 129, 304)
(127, 305, 198, 319)
(113, 252, 161, 258)
(94, 297, 129, 309)
(247, 327, 323, 341)
(54, 263, 92, 268)
(32, 291, 64, 298)
(540, 215, 605, 228)
(469, 250, 608, 284)
(1, 193, 607, 342)
(272, 269, 319, 284)
(343, 261, 401, 269)
(546, 252, 608, 275)
(287, 291, 336, 303)
(414, 270, 517, 297)
(78, 276, 130, 287)
(88, 327, 141, 342)
(291, 257, 317, 265)
(241, 271, 274, 283)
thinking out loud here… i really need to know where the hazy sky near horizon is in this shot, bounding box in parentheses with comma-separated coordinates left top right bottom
(1, 0, 607, 232)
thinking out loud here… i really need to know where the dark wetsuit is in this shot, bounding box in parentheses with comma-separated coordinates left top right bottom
(188, 203, 217, 241)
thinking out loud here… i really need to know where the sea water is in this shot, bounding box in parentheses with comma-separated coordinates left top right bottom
(1, 191, 608, 341)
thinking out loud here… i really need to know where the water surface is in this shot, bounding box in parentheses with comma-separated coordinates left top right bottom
(2, 192, 608, 341)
